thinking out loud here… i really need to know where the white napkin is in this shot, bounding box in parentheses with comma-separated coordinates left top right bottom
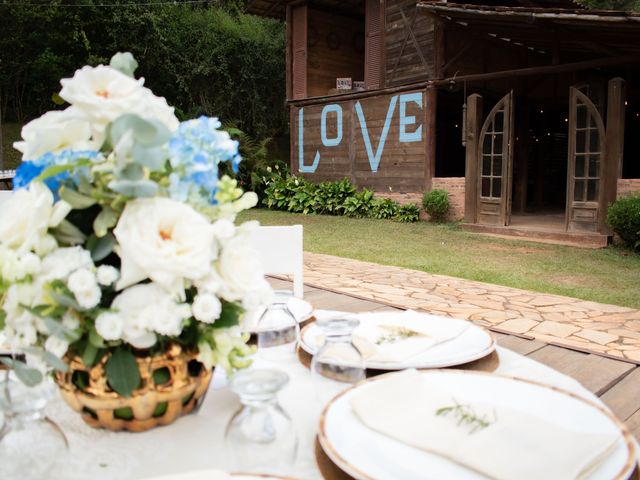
(351, 370, 620, 480)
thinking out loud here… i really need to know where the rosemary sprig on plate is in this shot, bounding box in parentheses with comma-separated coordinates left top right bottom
(374, 326, 427, 345)
(435, 401, 495, 434)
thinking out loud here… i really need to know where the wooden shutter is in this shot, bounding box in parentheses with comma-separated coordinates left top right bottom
(365, 0, 382, 90)
(292, 5, 308, 100)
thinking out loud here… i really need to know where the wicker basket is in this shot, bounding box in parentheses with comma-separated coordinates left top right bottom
(54, 343, 213, 432)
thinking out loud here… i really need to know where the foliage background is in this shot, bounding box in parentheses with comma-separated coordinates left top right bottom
(0, 0, 286, 141)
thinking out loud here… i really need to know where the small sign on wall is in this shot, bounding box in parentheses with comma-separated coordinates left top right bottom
(353, 81, 365, 91)
(336, 77, 352, 90)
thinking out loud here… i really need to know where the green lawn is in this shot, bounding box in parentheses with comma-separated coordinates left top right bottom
(239, 209, 640, 309)
(1, 123, 22, 170)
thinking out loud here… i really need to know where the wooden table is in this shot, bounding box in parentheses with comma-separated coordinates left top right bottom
(269, 277, 640, 441)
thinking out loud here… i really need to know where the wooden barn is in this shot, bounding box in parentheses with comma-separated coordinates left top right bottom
(246, 0, 640, 246)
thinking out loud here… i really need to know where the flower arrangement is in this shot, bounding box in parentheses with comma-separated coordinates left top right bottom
(0, 53, 271, 398)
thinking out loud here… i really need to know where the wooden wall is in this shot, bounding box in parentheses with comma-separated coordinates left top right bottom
(291, 88, 430, 192)
(385, 0, 437, 87)
(307, 9, 365, 98)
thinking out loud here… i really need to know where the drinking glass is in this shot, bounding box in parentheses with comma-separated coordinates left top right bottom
(310, 316, 366, 405)
(225, 369, 297, 475)
(256, 290, 299, 363)
(0, 373, 68, 480)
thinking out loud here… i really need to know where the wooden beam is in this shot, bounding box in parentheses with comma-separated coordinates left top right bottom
(285, 4, 292, 100)
(602, 77, 626, 234)
(424, 86, 437, 192)
(442, 37, 477, 75)
(464, 94, 482, 223)
(288, 54, 640, 107)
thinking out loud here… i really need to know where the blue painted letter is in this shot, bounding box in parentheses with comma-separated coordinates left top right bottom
(355, 95, 398, 173)
(321, 104, 342, 147)
(298, 108, 320, 173)
(399, 92, 423, 143)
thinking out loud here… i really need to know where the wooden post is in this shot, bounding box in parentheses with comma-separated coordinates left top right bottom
(424, 86, 437, 192)
(285, 5, 292, 100)
(602, 77, 626, 234)
(464, 94, 482, 223)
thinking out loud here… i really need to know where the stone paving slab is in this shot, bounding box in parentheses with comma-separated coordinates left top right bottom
(301, 252, 640, 364)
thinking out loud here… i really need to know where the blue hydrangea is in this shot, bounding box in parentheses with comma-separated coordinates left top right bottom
(168, 116, 242, 203)
(13, 149, 101, 194)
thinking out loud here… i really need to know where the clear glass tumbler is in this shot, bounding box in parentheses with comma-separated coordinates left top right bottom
(256, 290, 299, 363)
(0, 373, 69, 480)
(310, 316, 366, 405)
(225, 369, 297, 475)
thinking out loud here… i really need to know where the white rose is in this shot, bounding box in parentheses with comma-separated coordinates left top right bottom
(241, 278, 273, 311)
(113, 197, 217, 297)
(211, 218, 235, 241)
(96, 265, 119, 286)
(44, 335, 69, 358)
(59, 64, 178, 143)
(194, 270, 222, 294)
(0, 247, 19, 281)
(18, 253, 41, 278)
(36, 234, 58, 256)
(40, 246, 93, 282)
(217, 243, 267, 302)
(192, 293, 222, 324)
(0, 183, 70, 255)
(112, 283, 190, 348)
(13, 107, 95, 161)
(95, 312, 124, 341)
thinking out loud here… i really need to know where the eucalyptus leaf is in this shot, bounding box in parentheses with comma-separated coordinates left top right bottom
(86, 232, 116, 261)
(0, 358, 44, 386)
(105, 347, 140, 397)
(52, 219, 87, 245)
(131, 144, 167, 171)
(110, 114, 170, 148)
(41, 351, 69, 373)
(81, 342, 98, 367)
(93, 207, 119, 238)
(59, 186, 96, 209)
(118, 163, 144, 181)
(42, 317, 81, 342)
(110, 52, 138, 78)
(108, 179, 158, 198)
(49, 289, 82, 311)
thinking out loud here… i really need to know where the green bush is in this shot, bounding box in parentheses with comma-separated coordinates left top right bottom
(396, 203, 421, 223)
(607, 196, 640, 250)
(262, 174, 420, 222)
(422, 189, 450, 222)
(371, 198, 400, 219)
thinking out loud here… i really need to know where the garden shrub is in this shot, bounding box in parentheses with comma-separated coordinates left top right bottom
(422, 189, 450, 222)
(371, 198, 400, 219)
(607, 196, 640, 250)
(396, 203, 421, 223)
(262, 173, 419, 222)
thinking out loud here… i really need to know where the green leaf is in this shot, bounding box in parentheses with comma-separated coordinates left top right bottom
(81, 342, 98, 367)
(86, 233, 116, 261)
(51, 92, 65, 106)
(0, 358, 43, 386)
(0, 310, 6, 330)
(93, 207, 119, 238)
(110, 52, 138, 78)
(34, 159, 91, 183)
(108, 179, 158, 198)
(42, 317, 81, 342)
(51, 219, 87, 245)
(89, 326, 105, 348)
(48, 289, 82, 311)
(41, 351, 69, 372)
(59, 186, 96, 209)
(105, 347, 140, 397)
(214, 301, 244, 329)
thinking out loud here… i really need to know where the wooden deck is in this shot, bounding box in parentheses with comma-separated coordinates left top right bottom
(270, 277, 640, 440)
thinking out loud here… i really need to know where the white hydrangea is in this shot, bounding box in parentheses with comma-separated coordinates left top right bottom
(192, 293, 222, 324)
(67, 267, 101, 309)
(96, 265, 119, 286)
(44, 335, 69, 359)
(95, 312, 124, 341)
(74, 285, 101, 310)
(40, 246, 94, 282)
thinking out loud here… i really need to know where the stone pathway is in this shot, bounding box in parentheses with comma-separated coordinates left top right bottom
(301, 252, 640, 364)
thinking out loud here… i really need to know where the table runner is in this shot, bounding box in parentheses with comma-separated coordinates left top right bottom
(32, 309, 636, 480)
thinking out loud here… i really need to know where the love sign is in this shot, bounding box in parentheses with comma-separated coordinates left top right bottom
(297, 91, 424, 174)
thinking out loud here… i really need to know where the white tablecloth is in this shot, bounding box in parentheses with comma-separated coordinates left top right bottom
(41, 311, 625, 480)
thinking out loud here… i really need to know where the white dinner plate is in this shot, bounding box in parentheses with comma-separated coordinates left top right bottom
(318, 370, 637, 480)
(243, 297, 314, 333)
(143, 470, 296, 480)
(299, 312, 496, 370)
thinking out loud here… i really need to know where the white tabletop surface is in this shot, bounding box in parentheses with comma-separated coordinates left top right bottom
(40, 310, 632, 480)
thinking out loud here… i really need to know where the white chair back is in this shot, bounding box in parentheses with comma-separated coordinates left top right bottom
(0, 190, 13, 205)
(249, 225, 304, 298)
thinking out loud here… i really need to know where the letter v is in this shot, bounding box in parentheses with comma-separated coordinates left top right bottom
(355, 95, 398, 173)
